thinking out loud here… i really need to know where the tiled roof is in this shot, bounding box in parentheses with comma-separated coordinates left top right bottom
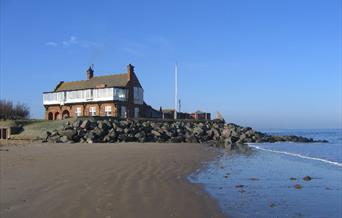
(55, 73, 129, 91)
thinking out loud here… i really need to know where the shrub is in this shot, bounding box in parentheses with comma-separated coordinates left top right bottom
(0, 99, 30, 120)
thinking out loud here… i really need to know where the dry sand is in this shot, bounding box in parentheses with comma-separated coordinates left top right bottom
(0, 143, 226, 218)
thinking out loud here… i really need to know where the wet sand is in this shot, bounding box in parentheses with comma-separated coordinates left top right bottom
(0, 143, 225, 218)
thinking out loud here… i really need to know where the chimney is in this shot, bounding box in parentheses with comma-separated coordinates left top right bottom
(127, 64, 134, 81)
(87, 65, 94, 80)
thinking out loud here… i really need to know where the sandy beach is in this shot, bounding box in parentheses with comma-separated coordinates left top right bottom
(0, 142, 225, 218)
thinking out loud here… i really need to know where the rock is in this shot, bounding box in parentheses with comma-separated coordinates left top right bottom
(269, 203, 276, 208)
(249, 177, 259, 181)
(59, 129, 77, 140)
(97, 120, 109, 131)
(239, 133, 247, 142)
(59, 135, 69, 143)
(63, 121, 72, 129)
(193, 127, 204, 136)
(170, 136, 185, 143)
(221, 128, 231, 138)
(134, 131, 145, 139)
(73, 119, 82, 128)
(84, 132, 95, 142)
(185, 134, 198, 143)
(294, 184, 303, 190)
(103, 130, 117, 142)
(303, 176, 312, 181)
(215, 111, 224, 121)
(47, 135, 60, 143)
(235, 143, 251, 153)
(231, 136, 239, 144)
(151, 130, 161, 137)
(41, 131, 51, 142)
(80, 120, 91, 129)
(86, 138, 93, 144)
(50, 130, 59, 137)
(91, 127, 107, 139)
(223, 138, 232, 150)
(42, 118, 329, 148)
(239, 189, 246, 193)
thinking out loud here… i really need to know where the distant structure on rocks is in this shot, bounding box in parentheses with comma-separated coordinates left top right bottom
(191, 110, 211, 120)
(43, 64, 210, 120)
(215, 112, 224, 121)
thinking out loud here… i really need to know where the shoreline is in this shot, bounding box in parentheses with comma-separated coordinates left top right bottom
(0, 142, 226, 218)
(191, 141, 342, 218)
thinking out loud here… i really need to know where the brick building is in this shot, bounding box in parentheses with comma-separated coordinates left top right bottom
(190, 110, 211, 120)
(43, 64, 144, 120)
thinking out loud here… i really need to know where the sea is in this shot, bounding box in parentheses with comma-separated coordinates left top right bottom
(189, 129, 342, 218)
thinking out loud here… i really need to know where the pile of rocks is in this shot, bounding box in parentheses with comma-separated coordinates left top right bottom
(42, 118, 327, 151)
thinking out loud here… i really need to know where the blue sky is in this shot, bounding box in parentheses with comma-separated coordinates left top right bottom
(1, 0, 341, 129)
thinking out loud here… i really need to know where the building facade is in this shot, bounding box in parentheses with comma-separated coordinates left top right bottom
(190, 111, 211, 120)
(43, 64, 144, 120)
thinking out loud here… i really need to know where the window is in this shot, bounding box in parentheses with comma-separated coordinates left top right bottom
(75, 107, 82, 117)
(121, 106, 127, 118)
(134, 107, 140, 118)
(105, 106, 112, 116)
(89, 107, 96, 116)
(43, 92, 65, 102)
(133, 87, 143, 104)
(66, 90, 92, 101)
(114, 88, 127, 101)
(93, 88, 113, 99)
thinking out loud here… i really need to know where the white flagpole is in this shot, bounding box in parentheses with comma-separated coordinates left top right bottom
(174, 64, 178, 119)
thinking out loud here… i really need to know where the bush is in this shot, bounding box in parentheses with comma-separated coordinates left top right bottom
(0, 99, 30, 120)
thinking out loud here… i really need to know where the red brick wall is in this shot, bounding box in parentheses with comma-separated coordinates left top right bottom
(45, 103, 120, 120)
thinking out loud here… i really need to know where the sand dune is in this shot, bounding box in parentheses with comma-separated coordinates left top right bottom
(0, 143, 225, 218)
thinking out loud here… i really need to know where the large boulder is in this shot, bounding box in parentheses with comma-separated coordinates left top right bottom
(41, 131, 51, 142)
(58, 129, 77, 140)
(80, 120, 91, 129)
(151, 130, 161, 137)
(73, 119, 82, 128)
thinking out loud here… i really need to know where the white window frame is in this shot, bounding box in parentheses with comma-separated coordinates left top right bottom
(89, 106, 96, 116)
(75, 107, 82, 117)
(105, 106, 112, 116)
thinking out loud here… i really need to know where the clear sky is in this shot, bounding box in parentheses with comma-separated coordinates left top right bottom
(1, 0, 341, 129)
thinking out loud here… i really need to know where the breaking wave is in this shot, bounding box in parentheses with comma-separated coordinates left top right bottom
(249, 144, 342, 167)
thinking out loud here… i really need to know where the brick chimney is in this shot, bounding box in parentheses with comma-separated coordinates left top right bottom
(87, 65, 94, 80)
(127, 64, 134, 81)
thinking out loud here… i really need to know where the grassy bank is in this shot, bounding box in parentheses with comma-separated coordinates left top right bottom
(0, 118, 75, 140)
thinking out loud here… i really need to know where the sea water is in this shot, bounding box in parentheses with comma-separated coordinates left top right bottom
(189, 129, 342, 218)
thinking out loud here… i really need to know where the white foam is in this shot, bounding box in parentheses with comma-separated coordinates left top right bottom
(248, 144, 342, 167)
